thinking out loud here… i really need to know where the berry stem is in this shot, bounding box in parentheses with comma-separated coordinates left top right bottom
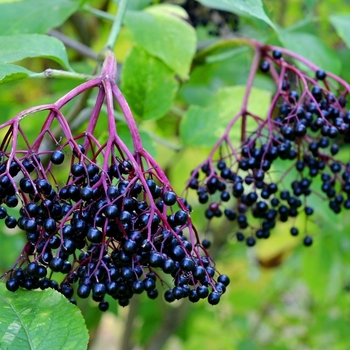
(241, 48, 261, 144)
(112, 83, 144, 153)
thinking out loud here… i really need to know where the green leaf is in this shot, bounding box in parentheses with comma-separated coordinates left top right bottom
(196, 0, 275, 29)
(279, 32, 341, 75)
(0, 34, 72, 70)
(330, 14, 350, 50)
(0, 64, 34, 84)
(0, 0, 79, 35)
(180, 86, 271, 147)
(121, 46, 178, 120)
(114, 0, 152, 10)
(0, 283, 88, 350)
(124, 6, 196, 79)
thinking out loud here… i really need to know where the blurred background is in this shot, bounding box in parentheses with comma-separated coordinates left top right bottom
(1, 0, 350, 349)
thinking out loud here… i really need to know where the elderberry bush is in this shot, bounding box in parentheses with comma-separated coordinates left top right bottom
(186, 41, 350, 248)
(1, 52, 228, 310)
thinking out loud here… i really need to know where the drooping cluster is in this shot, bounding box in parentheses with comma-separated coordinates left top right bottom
(186, 42, 350, 247)
(1, 52, 229, 310)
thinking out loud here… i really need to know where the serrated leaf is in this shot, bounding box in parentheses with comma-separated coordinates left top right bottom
(279, 32, 341, 75)
(0, 0, 79, 35)
(0, 64, 34, 84)
(124, 6, 196, 79)
(330, 14, 350, 50)
(180, 86, 271, 147)
(0, 34, 71, 70)
(0, 283, 88, 350)
(121, 46, 178, 120)
(196, 0, 275, 29)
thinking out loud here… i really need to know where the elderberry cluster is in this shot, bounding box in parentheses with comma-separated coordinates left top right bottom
(2, 52, 228, 310)
(186, 46, 350, 248)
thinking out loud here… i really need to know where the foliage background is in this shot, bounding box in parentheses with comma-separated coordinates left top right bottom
(0, 0, 350, 349)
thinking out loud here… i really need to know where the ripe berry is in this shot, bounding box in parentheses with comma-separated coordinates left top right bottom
(147, 289, 159, 299)
(62, 239, 76, 254)
(202, 239, 211, 249)
(173, 286, 184, 300)
(164, 290, 175, 302)
(27, 262, 39, 276)
(208, 291, 221, 305)
(49, 257, 64, 272)
(77, 284, 91, 299)
(0, 207, 7, 219)
(236, 232, 245, 241)
(189, 290, 200, 303)
(272, 50, 282, 59)
(163, 191, 177, 206)
(5, 216, 17, 228)
(123, 239, 137, 254)
(99, 301, 109, 312)
(6, 278, 19, 292)
(162, 258, 175, 274)
(37, 266, 47, 278)
(22, 159, 35, 172)
(197, 285, 209, 298)
(260, 61, 270, 72)
(316, 69, 326, 80)
(87, 227, 102, 244)
(174, 210, 188, 225)
(51, 150, 65, 164)
(105, 205, 119, 219)
(180, 257, 195, 271)
(224, 209, 236, 221)
(305, 206, 314, 216)
(193, 266, 206, 281)
(290, 227, 299, 236)
(93, 283, 106, 298)
(246, 237, 256, 247)
(143, 278, 156, 291)
(220, 191, 230, 202)
(121, 267, 134, 280)
(80, 186, 93, 201)
(149, 252, 164, 267)
(218, 274, 230, 286)
(44, 218, 57, 233)
(303, 236, 313, 246)
(5, 195, 18, 208)
(132, 280, 144, 294)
